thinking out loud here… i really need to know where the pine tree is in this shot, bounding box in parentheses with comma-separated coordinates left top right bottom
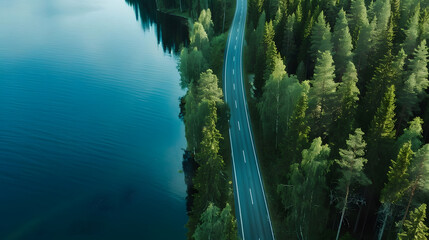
(363, 43, 404, 127)
(333, 9, 354, 78)
(254, 21, 277, 98)
(310, 11, 333, 61)
(391, 0, 401, 42)
(398, 40, 429, 124)
(335, 128, 371, 240)
(349, 0, 369, 47)
(407, 40, 429, 99)
(282, 13, 297, 71)
(367, 85, 397, 188)
(354, 16, 376, 75)
(192, 102, 226, 228)
(369, 85, 397, 141)
(283, 81, 310, 164)
(398, 204, 429, 240)
(264, 21, 280, 87)
(401, 144, 429, 229)
(381, 142, 412, 204)
(309, 51, 338, 138)
(396, 117, 424, 154)
(377, 142, 413, 239)
(334, 61, 360, 149)
(401, 4, 420, 56)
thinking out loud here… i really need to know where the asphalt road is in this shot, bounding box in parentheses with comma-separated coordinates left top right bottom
(222, 0, 275, 239)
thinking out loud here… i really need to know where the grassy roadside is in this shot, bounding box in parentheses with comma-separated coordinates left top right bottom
(241, 44, 287, 239)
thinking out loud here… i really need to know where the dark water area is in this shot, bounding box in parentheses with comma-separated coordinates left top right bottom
(0, 0, 189, 239)
(126, 0, 190, 54)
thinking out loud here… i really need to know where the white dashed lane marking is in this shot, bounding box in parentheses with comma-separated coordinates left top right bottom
(242, 150, 246, 163)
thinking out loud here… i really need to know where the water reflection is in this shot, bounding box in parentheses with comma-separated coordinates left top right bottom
(125, 0, 189, 54)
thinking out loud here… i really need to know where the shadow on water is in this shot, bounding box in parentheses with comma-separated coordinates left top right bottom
(125, 0, 189, 54)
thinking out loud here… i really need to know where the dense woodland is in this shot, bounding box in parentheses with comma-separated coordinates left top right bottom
(172, 0, 429, 238)
(245, 0, 429, 238)
(174, 1, 240, 239)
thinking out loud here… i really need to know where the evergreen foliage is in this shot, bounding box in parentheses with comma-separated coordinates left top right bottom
(398, 204, 429, 240)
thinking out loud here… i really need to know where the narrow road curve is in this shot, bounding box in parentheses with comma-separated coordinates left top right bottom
(222, 0, 275, 239)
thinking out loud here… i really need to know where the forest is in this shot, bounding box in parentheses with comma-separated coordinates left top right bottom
(172, 0, 429, 238)
(245, 0, 429, 238)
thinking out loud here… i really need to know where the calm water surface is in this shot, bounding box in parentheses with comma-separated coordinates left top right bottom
(0, 0, 188, 239)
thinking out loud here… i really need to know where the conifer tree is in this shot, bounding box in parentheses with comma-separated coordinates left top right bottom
(369, 85, 397, 141)
(367, 85, 397, 188)
(254, 21, 277, 98)
(334, 62, 360, 149)
(310, 11, 333, 61)
(309, 51, 338, 138)
(378, 142, 413, 239)
(283, 81, 310, 164)
(193, 102, 226, 224)
(401, 4, 420, 56)
(354, 17, 376, 75)
(335, 128, 371, 240)
(401, 144, 429, 229)
(398, 204, 429, 240)
(398, 40, 429, 124)
(333, 9, 354, 77)
(282, 13, 297, 70)
(264, 21, 280, 87)
(396, 117, 424, 154)
(363, 44, 404, 126)
(349, 0, 369, 46)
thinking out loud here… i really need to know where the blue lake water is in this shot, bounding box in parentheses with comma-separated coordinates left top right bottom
(0, 0, 188, 239)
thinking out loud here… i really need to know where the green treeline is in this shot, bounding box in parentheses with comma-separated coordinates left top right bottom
(176, 1, 238, 239)
(245, 0, 429, 238)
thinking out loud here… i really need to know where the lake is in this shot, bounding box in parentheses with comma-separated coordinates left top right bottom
(0, 0, 189, 239)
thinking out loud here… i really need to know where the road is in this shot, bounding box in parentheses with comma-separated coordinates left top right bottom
(222, 0, 275, 239)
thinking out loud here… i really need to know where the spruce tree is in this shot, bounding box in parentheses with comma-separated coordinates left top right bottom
(354, 17, 376, 75)
(401, 4, 420, 56)
(377, 142, 413, 239)
(334, 61, 360, 149)
(335, 128, 371, 240)
(282, 13, 297, 71)
(349, 0, 369, 47)
(396, 117, 424, 154)
(254, 21, 277, 98)
(192, 102, 226, 233)
(283, 81, 310, 164)
(264, 22, 280, 87)
(310, 11, 333, 61)
(398, 204, 429, 240)
(309, 51, 338, 138)
(401, 144, 429, 229)
(333, 9, 354, 77)
(381, 141, 412, 204)
(367, 85, 397, 188)
(398, 40, 429, 124)
(369, 85, 397, 141)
